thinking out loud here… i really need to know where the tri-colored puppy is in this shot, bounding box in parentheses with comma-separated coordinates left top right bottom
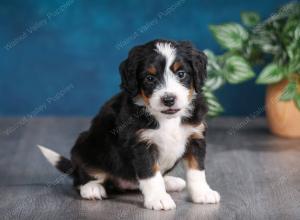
(38, 39, 220, 210)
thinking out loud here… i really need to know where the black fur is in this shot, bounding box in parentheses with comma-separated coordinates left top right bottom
(55, 156, 74, 175)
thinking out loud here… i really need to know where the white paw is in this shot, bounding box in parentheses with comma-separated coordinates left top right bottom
(164, 176, 186, 192)
(144, 193, 176, 210)
(190, 187, 220, 204)
(80, 181, 107, 200)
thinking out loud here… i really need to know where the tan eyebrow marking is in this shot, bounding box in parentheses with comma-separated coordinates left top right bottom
(171, 61, 182, 72)
(147, 66, 157, 75)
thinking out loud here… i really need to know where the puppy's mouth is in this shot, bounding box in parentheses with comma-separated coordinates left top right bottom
(161, 108, 180, 115)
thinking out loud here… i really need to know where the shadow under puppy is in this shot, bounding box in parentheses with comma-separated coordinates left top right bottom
(38, 39, 220, 210)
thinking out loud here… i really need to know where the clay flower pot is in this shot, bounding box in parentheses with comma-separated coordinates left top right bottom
(265, 79, 300, 138)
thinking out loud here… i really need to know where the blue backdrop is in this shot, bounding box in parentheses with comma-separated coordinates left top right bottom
(0, 0, 289, 116)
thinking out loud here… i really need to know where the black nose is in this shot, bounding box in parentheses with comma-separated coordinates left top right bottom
(161, 95, 176, 107)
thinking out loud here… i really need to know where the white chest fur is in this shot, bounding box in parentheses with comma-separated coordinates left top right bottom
(139, 117, 204, 173)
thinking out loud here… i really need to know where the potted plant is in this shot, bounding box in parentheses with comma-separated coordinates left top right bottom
(205, 2, 300, 138)
(254, 3, 300, 138)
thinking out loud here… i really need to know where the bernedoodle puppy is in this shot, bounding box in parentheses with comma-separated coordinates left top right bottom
(38, 39, 220, 210)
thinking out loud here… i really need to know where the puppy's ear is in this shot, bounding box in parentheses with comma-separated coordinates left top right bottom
(179, 41, 207, 93)
(119, 46, 142, 97)
(191, 49, 207, 93)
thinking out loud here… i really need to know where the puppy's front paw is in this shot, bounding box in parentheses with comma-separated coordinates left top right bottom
(190, 187, 220, 204)
(144, 193, 176, 210)
(80, 181, 107, 200)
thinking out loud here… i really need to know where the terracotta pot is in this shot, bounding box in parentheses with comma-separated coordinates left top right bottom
(265, 79, 300, 138)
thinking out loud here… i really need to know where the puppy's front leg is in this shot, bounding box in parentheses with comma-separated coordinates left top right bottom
(133, 142, 176, 210)
(184, 138, 220, 204)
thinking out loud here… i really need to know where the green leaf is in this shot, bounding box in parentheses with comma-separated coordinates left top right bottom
(241, 11, 261, 27)
(280, 81, 297, 101)
(265, 2, 300, 24)
(286, 57, 300, 74)
(287, 24, 300, 60)
(205, 75, 225, 91)
(294, 24, 300, 39)
(209, 23, 249, 50)
(204, 49, 225, 91)
(283, 19, 300, 40)
(294, 93, 300, 111)
(224, 56, 255, 84)
(203, 89, 224, 117)
(287, 41, 297, 60)
(204, 49, 217, 60)
(252, 29, 281, 55)
(256, 63, 283, 84)
(204, 49, 221, 71)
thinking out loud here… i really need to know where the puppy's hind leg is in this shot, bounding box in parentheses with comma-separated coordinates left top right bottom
(79, 180, 107, 200)
(75, 168, 108, 200)
(164, 176, 186, 192)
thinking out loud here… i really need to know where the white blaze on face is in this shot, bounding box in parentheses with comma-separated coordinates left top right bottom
(148, 42, 190, 117)
(155, 42, 176, 69)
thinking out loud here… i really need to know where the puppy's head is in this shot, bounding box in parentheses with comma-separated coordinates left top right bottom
(120, 39, 207, 118)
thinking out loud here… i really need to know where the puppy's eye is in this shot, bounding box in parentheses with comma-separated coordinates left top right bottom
(145, 75, 155, 82)
(176, 70, 186, 79)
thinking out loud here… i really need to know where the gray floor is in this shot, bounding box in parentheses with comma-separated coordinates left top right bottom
(0, 117, 299, 220)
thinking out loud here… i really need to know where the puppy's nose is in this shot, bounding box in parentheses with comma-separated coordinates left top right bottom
(161, 95, 176, 107)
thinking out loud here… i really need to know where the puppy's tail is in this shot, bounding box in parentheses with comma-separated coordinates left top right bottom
(37, 145, 74, 176)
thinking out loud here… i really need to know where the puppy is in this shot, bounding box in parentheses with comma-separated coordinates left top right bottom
(38, 39, 220, 210)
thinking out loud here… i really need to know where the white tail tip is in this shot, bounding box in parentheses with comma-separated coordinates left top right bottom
(37, 145, 61, 166)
